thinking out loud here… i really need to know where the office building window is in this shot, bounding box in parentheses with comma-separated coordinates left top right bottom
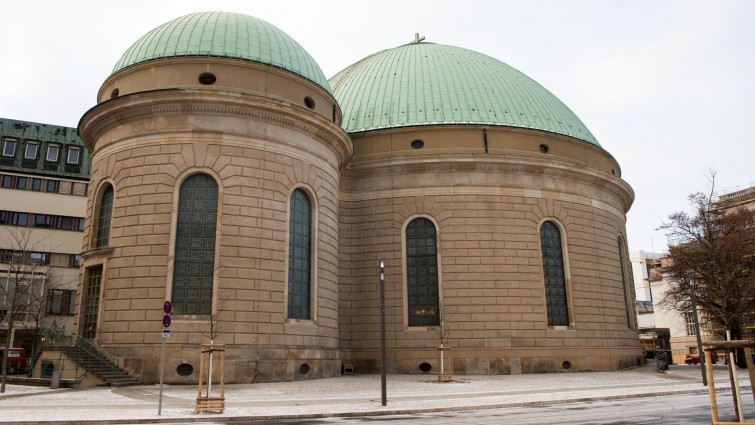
(67, 147, 81, 165)
(46, 144, 59, 162)
(2, 139, 16, 157)
(24, 141, 38, 159)
(46, 289, 76, 315)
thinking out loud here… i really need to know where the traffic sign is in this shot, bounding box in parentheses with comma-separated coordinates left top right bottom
(163, 301, 172, 314)
(162, 329, 171, 339)
(162, 314, 172, 328)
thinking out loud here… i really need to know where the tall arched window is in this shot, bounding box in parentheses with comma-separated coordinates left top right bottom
(171, 174, 218, 315)
(95, 185, 114, 248)
(288, 188, 312, 320)
(406, 217, 440, 326)
(618, 236, 632, 327)
(540, 221, 569, 326)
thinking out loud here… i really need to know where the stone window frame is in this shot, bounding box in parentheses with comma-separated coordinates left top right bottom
(165, 169, 224, 320)
(537, 219, 574, 329)
(401, 214, 443, 329)
(284, 184, 319, 324)
(537, 217, 574, 330)
(617, 234, 635, 329)
(92, 182, 115, 248)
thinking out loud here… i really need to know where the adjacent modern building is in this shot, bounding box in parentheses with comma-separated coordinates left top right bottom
(0, 118, 89, 356)
(650, 185, 754, 364)
(67, 11, 640, 384)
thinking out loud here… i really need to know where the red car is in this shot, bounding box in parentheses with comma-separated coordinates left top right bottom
(685, 352, 718, 365)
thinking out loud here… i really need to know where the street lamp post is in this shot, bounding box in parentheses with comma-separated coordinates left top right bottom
(688, 279, 706, 386)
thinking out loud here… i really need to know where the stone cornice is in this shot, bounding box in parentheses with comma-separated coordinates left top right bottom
(341, 155, 635, 215)
(79, 88, 352, 168)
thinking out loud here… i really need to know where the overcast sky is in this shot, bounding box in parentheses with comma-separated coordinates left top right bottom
(1, 0, 752, 254)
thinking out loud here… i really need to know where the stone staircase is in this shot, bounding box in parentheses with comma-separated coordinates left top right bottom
(59, 337, 140, 387)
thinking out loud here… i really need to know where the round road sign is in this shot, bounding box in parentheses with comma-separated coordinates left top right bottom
(162, 314, 172, 328)
(163, 301, 172, 314)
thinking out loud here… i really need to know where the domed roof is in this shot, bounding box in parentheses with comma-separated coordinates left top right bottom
(112, 11, 332, 93)
(330, 42, 599, 146)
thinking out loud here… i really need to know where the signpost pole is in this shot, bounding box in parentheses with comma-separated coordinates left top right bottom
(158, 332, 165, 415)
(158, 301, 172, 416)
(379, 260, 386, 406)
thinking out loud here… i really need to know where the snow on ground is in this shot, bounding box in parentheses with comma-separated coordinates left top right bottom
(0, 363, 747, 423)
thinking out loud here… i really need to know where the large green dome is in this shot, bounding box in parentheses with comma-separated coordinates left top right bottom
(330, 42, 599, 146)
(112, 11, 331, 93)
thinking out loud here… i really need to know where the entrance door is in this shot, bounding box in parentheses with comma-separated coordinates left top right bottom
(80, 265, 103, 340)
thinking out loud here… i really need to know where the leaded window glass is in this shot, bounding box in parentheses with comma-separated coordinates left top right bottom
(540, 221, 569, 326)
(95, 185, 113, 247)
(288, 189, 312, 319)
(618, 236, 632, 327)
(406, 218, 440, 326)
(172, 174, 218, 315)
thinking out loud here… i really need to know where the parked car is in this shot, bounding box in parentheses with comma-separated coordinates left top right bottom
(0, 347, 27, 375)
(685, 352, 718, 365)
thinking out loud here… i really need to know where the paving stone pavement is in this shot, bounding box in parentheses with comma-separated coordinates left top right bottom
(0, 362, 749, 424)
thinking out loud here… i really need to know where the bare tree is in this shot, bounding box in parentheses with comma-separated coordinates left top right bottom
(659, 174, 755, 366)
(0, 227, 57, 393)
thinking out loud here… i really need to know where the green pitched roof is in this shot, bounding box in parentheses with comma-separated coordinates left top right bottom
(112, 11, 332, 93)
(330, 43, 600, 146)
(0, 118, 89, 179)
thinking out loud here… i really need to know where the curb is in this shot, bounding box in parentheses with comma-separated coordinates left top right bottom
(0, 385, 741, 425)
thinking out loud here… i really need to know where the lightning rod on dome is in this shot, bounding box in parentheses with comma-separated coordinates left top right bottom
(412, 33, 425, 44)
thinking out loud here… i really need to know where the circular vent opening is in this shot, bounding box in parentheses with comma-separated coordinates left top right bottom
(304, 97, 316, 109)
(198, 72, 217, 85)
(176, 363, 194, 376)
(562, 361, 572, 371)
(419, 362, 432, 373)
(539, 144, 550, 153)
(299, 363, 311, 375)
(411, 139, 424, 149)
(110, 88, 120, 99)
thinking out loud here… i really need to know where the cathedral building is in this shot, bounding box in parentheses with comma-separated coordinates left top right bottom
(76, 11, 637, 383)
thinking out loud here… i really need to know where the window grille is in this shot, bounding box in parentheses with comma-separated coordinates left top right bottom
(95, 186, 113, 247)
(540, 221, 569, 326)
(287, 189, 312, 320)
(171, 174, 218, 315)
(406, 218, 440, 326)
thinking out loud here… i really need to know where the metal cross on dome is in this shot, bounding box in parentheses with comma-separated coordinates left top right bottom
(412, 33, 426, 44)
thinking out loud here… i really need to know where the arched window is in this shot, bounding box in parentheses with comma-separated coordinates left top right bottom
(171, 174, 218, 315)
(540, 221, 569, 326)
(618, 236, 632, 327)
(288, 188, 312, 320)
(95, 185, 114, 248)
(406, 217, 440, 326)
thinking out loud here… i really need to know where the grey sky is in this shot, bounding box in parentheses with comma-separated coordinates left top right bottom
(1, 0, 752, 253)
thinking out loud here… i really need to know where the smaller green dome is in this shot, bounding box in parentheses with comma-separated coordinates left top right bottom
(112, 11, 331, 93)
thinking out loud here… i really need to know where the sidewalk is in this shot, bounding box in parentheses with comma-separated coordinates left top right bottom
(0, 362, 746, 424)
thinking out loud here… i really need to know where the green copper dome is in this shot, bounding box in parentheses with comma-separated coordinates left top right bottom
(330, 43, 599, 146)
(112, 11, 331, 93)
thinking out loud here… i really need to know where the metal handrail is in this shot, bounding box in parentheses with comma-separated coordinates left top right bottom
(66, 333, 123, 379)
(42, 331, 124, 382)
